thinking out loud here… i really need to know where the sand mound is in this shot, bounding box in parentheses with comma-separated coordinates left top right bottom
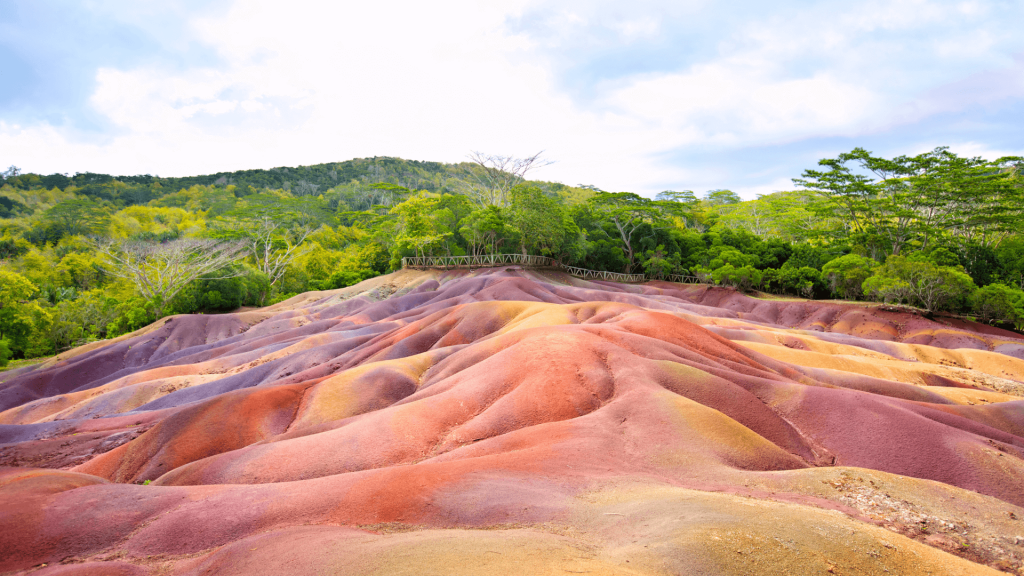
(1, 268, 1022, 575)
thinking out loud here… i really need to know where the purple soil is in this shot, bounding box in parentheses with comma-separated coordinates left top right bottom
(0, 268, 1021, 574)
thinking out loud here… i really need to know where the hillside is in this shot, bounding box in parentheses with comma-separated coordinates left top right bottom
(1, 268, 1023, 575)
(0, 156, 593, 217)
(1, 147, 1021, 374)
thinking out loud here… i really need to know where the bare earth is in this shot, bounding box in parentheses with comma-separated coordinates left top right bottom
(1, 267, 1022, 575)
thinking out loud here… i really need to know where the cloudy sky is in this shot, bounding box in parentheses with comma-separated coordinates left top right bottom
(2, 0, 1022, 198)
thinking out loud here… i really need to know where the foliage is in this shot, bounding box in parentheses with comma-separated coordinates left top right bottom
(772, 266, 823, 298)
(0, 270, 52, 357)
(0, 338, 11, 368)
(324, 269, 376, 290)
(795, 147, 1023, 258)
(704, 189, 741, 205)
(2, 146, 1023, 364)
(105, 297, 157, 338)
(863, 256, 977, 313)
(47, 290, 120, 352)
(715, 191, 828, 242)
(996, 238, 1024, 289)
(508, 185, 568, 257)
(822, 254, 877, 300)
(218, 194, 330, 287)
(171, 267, 272, 313)
(972, 284, 1024, 329)
(712, 264, 762, 292)
(461, 206, 510, 257)
(95, 238, 248, 315)
(43, 198, 112, 237)
(587, 191, 669, 273)
(642, 245, 681, 279)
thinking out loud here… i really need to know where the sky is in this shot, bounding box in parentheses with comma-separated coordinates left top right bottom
(1, 0, 1023, 199)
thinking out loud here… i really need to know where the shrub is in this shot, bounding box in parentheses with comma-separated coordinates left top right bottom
(778, 266, 822, 298)
(863, 256, 976, 313)
(761, 268, 780, 293)
(0, 339, 12, 368)
(106, 296, 158, 338)
(712, 264, 762, 292)
(996, 238, 1024, 290)
(822, 254, 876, 300)
(170, 267, 271, 313)
(690, 265, 713, 284)
(0, 270, 52, 359)
(324, 268, 376, 290)
(707, 246, 758, 270)
(925, 247, 960, 267)
(972, 284, 1024, 328)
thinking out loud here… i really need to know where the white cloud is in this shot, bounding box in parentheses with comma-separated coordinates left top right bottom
(603, 62, 884, 147)
(733, 177, 799, 199)
(2, 0, 1023, 195)
(941, 141, 1024, 160)
(0, 0, 697, 191)
(612, 17, 660, 41)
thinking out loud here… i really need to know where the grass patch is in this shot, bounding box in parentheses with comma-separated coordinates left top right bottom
(0, 356, 53, 374)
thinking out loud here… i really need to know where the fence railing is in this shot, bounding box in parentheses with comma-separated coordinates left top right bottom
(401, 254, 704, 285)
(401, 254, 556, 269)
(560, 265, 647, 283)
(663, 274, 703, 284)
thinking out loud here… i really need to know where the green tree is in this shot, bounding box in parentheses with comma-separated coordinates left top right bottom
(324, 269, 375, 290)
(863, 256, 976, 313)
(95, 238, 248, 315)
(794, 148, 914, 256)
(777, 266, 822, 298)
(221, 194, 330, 288)
(655, 190, 699, 204)
(0, 269, 52, 358)
(588, 191, 667, 273)
(704, 189, 741, 206)
(796, 147, 1023, 257)
(822, 254, 877, 300)
(0, 338, 11, 368)
(366, 183, 412, 208)
(460, 206, 510, 257)
(716, 191, 827, 242)
(43, 197, 112, 237)
(388, 192, 452, 267)
(996, 238, 1024, 289)
(56, 251, 104, 290)
(509, 185, 565, 256)
(642, 245, 681, 279)
(971, 284, 1024, 327)
(712, 264, 762, 292)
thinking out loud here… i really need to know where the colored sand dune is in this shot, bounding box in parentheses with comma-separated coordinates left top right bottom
(1, 267, 1023, 575)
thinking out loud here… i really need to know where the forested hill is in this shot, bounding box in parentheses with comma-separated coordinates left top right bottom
(0, 156, 592, 217)
(1, 147, 1023, 368)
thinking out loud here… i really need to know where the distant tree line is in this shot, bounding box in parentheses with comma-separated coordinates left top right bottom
(1, 148, 1022, 368)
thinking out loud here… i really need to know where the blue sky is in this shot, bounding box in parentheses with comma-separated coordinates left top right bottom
(2, 0, 1023, 198)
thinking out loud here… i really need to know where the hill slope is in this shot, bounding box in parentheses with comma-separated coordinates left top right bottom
(1, 268, 1023, 575)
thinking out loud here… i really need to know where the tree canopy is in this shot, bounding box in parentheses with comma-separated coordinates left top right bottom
(2, 146, 1023, 365)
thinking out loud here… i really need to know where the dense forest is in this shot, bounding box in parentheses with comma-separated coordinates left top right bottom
(1, 148, 1023, 367)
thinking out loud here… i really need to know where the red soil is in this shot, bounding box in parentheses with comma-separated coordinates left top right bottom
(1, 268, 1022, 575)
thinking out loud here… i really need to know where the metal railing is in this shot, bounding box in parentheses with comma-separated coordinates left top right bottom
(402, 254, 703, 285)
